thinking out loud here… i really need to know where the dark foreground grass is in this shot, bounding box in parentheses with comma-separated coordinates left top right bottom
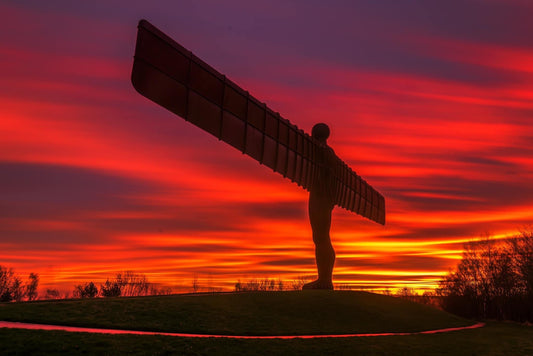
(2, 291, 531, 355)
(1, 322, 532, 355)
(0, 291, 469, 335)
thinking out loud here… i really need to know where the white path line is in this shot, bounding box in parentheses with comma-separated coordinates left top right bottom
(0, 321, 485, 339)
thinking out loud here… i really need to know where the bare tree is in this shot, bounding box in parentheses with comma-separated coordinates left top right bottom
(439, 232, 533, 321)
(25, 273, 39, 301)
(510, 229, 533, 296)
(115, 271, 150, 297)
(0, 266, 24, 302)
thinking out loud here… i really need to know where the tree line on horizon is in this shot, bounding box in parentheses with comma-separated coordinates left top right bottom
(72, 271, 173, 298)
(436, 229, 533, 322)
(0, 269, 172, 301)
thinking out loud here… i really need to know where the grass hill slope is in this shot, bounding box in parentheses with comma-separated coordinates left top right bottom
(0, 291, 470, 335)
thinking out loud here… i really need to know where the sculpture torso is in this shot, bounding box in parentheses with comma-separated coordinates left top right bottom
(310, 143, 336, 208)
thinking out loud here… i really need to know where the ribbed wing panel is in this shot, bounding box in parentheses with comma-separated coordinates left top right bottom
(331, 156, 385, 224)
(131, 19, 385, 225)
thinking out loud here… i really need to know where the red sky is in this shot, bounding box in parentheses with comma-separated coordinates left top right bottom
(1, 0, 533, 293)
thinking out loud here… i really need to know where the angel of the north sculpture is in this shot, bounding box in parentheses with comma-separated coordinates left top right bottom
(131, 20, 385, 290)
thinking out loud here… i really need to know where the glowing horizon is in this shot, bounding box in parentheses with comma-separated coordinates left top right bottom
(1, 1, 533, 295)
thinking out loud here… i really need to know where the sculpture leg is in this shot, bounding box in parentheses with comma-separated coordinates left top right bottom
(303, 193, 335, 290)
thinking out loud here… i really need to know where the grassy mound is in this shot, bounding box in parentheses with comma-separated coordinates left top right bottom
(0, 291, 471, 335)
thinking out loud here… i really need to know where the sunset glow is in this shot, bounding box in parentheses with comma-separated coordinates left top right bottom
(1, 1, 533, 295)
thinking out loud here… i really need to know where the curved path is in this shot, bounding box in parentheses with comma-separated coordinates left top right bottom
(0, 321, 485, 339)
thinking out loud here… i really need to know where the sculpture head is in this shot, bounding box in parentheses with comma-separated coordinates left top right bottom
(312, 123, 330, 143)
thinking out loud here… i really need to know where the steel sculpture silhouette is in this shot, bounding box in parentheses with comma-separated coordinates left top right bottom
(131, 20, 385, 289)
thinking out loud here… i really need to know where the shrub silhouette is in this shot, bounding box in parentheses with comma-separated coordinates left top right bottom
(43, 288, 62, 300)
(73, 282, 98, 298)
(100, 279, 122, 297)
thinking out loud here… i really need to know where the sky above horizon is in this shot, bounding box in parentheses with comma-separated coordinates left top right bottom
(1, 0, 533, 293)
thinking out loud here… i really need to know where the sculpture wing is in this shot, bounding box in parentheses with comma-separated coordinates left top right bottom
(131, 19, 385, 225)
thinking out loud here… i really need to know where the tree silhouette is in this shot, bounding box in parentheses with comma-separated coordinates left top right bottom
(0, 266, 21, 302)
(439, 230, 533, 321)
(25, 273, 39, 301)
(100, 279, 122, 297)
(0, 266, 38, 302)
(73, 282, 98, 298)
(510, 229, 533, 297)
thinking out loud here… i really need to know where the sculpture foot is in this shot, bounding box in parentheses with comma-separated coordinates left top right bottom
(302, 280, 333, 290)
